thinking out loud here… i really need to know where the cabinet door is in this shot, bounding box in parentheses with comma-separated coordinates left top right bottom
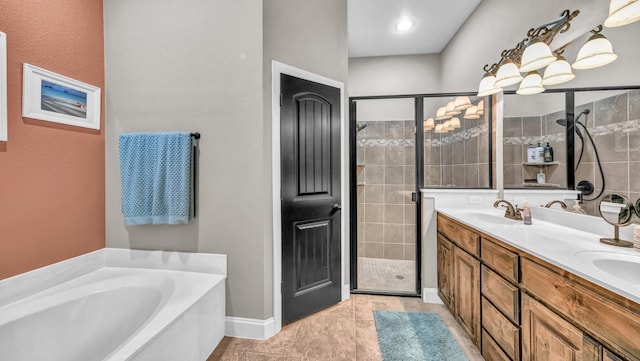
(522, 294, 586, 361)
(453, 247, 481, 347)
(437, 235, 454, 313)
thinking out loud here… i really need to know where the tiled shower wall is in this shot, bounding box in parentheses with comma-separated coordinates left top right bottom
(574, 90, 640, 216)
(424, 111, 491, 187)
(356, 121, 416, 261)
(502, 90, 640, 216)
(503, 111, 567, 189)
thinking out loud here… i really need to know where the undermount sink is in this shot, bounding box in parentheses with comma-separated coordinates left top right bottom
(573, 251, 640, 285)
(463, 212, 518, 226)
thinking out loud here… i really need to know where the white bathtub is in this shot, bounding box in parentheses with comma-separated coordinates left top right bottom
(0, 249, 227, 361)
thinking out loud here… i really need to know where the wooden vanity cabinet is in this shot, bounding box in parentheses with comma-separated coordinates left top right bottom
(437, 214, 481, 347)
(437, 234, 454, 313)
(436, 213, 639, 361)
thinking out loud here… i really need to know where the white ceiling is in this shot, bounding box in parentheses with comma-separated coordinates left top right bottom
(348, 0, 482, 58)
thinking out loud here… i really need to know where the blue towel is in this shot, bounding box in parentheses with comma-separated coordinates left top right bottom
(118, 132, 194, 225)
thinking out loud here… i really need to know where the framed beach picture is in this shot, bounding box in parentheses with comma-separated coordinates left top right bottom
(22, 63, 101, 130)
(0, 32, 7, 141)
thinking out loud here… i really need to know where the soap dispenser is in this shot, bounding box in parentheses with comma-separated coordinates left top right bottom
(522, 200, 532, 225)
(537, 169, 546, 184)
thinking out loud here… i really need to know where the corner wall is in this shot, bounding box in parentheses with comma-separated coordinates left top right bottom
(0, 0, 105, 279)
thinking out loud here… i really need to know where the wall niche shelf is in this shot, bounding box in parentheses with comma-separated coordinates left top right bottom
(522, 161, 559, 166)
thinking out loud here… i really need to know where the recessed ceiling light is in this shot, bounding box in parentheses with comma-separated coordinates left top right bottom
(396, 19, 413, 32)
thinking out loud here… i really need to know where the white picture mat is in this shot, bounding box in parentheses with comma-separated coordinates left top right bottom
(22, 63, 101, 130)
(0, 32, 7, 141)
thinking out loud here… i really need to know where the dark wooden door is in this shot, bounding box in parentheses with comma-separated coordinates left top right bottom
(280, 74, 341, 325)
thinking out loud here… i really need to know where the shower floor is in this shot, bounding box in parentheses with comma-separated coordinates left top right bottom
(356, 257, 416, 294)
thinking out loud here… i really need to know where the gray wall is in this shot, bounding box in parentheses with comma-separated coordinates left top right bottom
(104, 0, 348, 321)
(263, 0, 350, 306)
(349, 54, 441, 96)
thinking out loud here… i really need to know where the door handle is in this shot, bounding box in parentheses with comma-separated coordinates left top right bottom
(330, 203, 342, 215)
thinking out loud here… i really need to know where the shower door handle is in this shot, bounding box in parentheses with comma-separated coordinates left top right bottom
(330, 203, 342, 215)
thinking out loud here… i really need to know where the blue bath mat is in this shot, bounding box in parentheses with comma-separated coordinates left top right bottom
(373, 311, 468, 361)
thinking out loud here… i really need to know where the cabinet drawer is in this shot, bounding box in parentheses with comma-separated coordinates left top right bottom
(522, 258, 640, 360)
(482, 297, 520, 361)
(482, 330, 512, 361)
(481, 238, 519, 283)
(481, 265, 520, 324)
(437, 215, 479, 257)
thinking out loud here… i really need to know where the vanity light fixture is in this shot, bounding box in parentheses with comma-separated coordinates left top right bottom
(517, 71, 545, 95)
(434, 124, 447, 133)
(572, 25, 618, 70)
(519, 41, 557, 72)
(477, 100, 484, 116)
(494, 59, 524, 88)
(478, 10, 584, 96)
(444, 101, 461, 116)
(453, 96, 472, 111)
(449, 117, 461, 129)
(463, 105, 480, 119)
(604, 0, 640, 27)
(542, 54, 575, 85)
(477, 64, 502, 97)
(424, 118, 435, 131)
(442, 120, 453, 131)
(435, 106, 451, 120)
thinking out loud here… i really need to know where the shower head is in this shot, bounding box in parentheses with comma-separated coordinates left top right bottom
(556, 108, 590, 138)
(356, 123, 369, 132)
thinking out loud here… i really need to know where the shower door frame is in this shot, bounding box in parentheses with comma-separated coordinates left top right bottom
(349, 94, 424, 296)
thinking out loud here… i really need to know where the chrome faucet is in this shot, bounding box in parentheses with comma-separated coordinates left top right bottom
(545, 200, 568, 209)
(493, 199, 523, 221)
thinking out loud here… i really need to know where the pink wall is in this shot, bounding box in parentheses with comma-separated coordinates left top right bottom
(0, 0, 105, 279)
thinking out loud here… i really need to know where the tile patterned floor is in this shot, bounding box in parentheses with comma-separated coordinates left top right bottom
(207, 294, 484, 361)
(357, 257, 416, 293)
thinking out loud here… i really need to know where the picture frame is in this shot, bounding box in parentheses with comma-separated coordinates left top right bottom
(0, 32, 7, 141)
(22, 63, 101, 130)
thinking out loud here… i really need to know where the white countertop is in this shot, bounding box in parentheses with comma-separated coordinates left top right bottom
(437, 207, 640, 305)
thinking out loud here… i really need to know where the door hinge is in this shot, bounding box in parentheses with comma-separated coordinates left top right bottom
(280, 94, 283, 106)
(411, 192, 417, 202)
(414, 126, 417, 134)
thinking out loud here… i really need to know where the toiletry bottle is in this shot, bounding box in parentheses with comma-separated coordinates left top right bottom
(522, 200, 532, 225)
(537, 169, 546, 184)
(527, 144, 536, 163)
(570, 200, 586, 214)
(544, 142, 553, 162)
(536, 142, 544, 163)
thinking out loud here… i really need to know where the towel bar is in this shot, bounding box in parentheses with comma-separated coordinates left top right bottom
(191, 132, 201, 139)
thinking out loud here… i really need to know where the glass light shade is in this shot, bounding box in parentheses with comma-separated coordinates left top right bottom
(450, 117, 461, 129)
(424, 118, 435, 130)
(542, 56, 575, 85)
(572, 34, 618, 69)
(463, 105, 480, 119)
(516, 71, 545, 95)
(519, 42, 556, 72)
(453, 96, 472, 111)
(442, 120, 453, 131)
(604, 0, 640, 27)
(445, 101, 461, 116)
(494, 62, 523, 87)
(477, 75, 502, 97)
(435, 106, 451, 120)
(434, 124, 446, 133)
(477, 100, 484, 116)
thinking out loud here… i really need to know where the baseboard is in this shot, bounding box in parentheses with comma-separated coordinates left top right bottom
(343, 283, 350, 301)
(225, 316, 276, 340)
(422, 287, 444, 304)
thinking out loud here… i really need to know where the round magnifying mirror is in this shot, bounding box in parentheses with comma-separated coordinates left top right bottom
(636, 198, 640, 219)
(598, 193, 633, 226)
